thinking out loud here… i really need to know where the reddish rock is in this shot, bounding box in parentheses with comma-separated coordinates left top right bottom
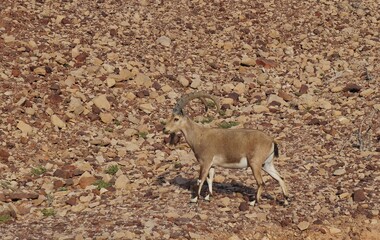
(53, 180, 65, 189)
(299, 84, 309, 95)
(239, 202, 250, 211)
(353, 189, 366, 202)
(0, 148, 10, 161)
(53, 169, 73, 179)
(343, 83, 361, 93)
(65, 197, 77, 206)
(256, 57, 277, 69)
(0, 192, 6, 202)
(79, 176, 96, 189)
(8, 192, 39, 201)
(278, 90, 293, 101)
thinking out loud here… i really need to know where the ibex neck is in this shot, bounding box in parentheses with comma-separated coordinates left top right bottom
(181, 119, 204, 150)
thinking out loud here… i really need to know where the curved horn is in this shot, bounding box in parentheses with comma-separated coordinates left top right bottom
(173, 91, 220, 115)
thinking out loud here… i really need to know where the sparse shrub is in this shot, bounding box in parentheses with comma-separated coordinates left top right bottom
(218, 121, 239, 129)
(0, 215, 11, 223)
(105, 165, 119, 175)
(41, 208, 55, 217)
(93, 180, 112, 190)
(31, 166, 47, 176)
(138, 132, 148, 139)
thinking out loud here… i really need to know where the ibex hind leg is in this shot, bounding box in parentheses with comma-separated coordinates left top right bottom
(262, 152, 289, 205)
(205, 167, 215, 201)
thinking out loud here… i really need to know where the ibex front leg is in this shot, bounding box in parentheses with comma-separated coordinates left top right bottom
(190, 161, 212, 203)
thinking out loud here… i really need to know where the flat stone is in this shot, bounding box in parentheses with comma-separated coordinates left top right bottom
(139, 103, 155, 113)
(17, 121, 33, 135)
(333, 168, 346, 176)
(177, 75, 190, 87)
(92, 94, 111, 110)
(156, 36, 171, 47)
(115, 174, 130, 189)
(253, 105, 269, 113)
(100, 112, 114, 124)
(241, 56, 256, 66)
(297, 221, 310, 231)
(51, 115, 66, 128)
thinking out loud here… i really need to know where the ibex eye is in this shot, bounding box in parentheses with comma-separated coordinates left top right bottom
(174, 118, 179, 122)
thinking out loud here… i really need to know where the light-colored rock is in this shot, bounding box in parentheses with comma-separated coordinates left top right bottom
(100, 113, 114, 124)
(220, 197, 230, 206)
(267, 94, 288, 106)
(106, 77, 116, 87)
(253, 105, 269, 113)
(234, 83, 246, 94)
(318, 99, 332, 109)
(34, 67, 46, 76)
(360, 89, 375, 97)
(177, 75, 190, 87)
(331, 86, 343, 93)
(333, 168, 346, 176)
(93, 94, 111, 110)
(222, 83, 235, 92)
(241, 56, 256, 66)
(257, 73, 268, 84)
(17, 121, 33, 135)
(329, 227, 342, 234)
(299, 94, 316, 108)
(139, 103, 155, 113)
(297, 221, 310, 231)
(51, 115, 66, 128)
(134, 73, 152, 87)
(190, 75, 202, 89)
(156, 36, 171, 47)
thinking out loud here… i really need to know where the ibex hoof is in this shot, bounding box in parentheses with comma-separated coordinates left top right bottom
(284, 199, 289, 206)
(249, 200, 256, 207)
(190, 196, 198, 203)
(204, 194, 210, 201)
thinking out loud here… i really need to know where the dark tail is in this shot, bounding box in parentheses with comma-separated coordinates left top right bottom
(274, 142, 279, 158)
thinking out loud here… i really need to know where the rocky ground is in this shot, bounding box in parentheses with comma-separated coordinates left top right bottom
(0, 0, 379, 239)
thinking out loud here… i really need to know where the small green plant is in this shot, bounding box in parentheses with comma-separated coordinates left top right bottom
(105, 127, 114, 132)
(138, 132, 148, 139)
(31, 166, 47, 176)
(174, 162, 182, 169)
(200, 116, 214, 124)
(58, 187, 68, 191)
(114, 120, 121, 126)
(93, 180, 112, 190)
(105, 165, 119, 175)
(218, 121, 239, 129)
(41, 208, 55, 217)
(0, 214, 11, 223)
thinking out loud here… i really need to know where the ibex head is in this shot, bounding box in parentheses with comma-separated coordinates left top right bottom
(163, 92, 220, 143)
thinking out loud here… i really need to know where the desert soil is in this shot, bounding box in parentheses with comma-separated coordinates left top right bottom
(0, 0, 379, 239)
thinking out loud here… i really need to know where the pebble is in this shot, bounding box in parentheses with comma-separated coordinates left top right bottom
(177, 75, 190, 87)
(156, 36, 171, 47)
(353, 189, 366, 202)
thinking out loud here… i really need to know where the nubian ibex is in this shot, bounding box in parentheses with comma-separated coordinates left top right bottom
(163, 92, 289, 206)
